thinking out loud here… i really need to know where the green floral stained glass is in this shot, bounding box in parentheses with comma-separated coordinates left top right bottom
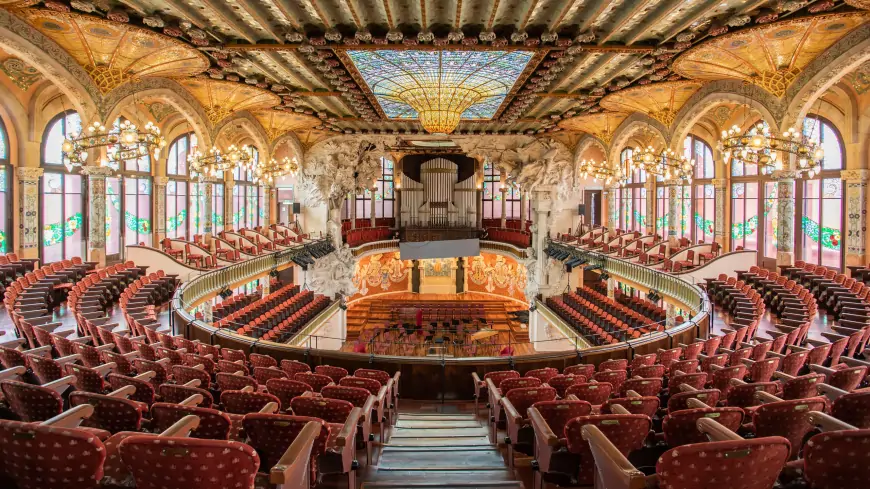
(44, 213, 83, 247)
(656, 214, 668, 230)
(167, 210, 187, 232)
(802, 216, 841, 250)
(694, 213, 714, 236)
(731, 215, 759, 240)
(214, 214, 224, 226)
(633, 211, 646, 228)
(107, 190, 150, 235)
(0, 231, 6, 253)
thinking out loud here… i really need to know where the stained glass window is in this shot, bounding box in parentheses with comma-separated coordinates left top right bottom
(111, 117, 151, 173)
(167, 133, 194, 176)
(802, 115, 843, 171)
(106, 177, 122, 256)
(803, 178, 843, 267)
(655, 187, 669, 240)
(693, 184, 715, 243)
(346, 50, 533, 120)
(189, 182, 205, 237)
(0, 118, 8, 253)
(731, 182, 759, 251)
(233, 147, 260, 229)
(483, 162, 502, 220)
(166, 180, 188, 239)
(41, 112, 84, 262)
(685, 134, 715, 179)
(124, 177, 151, 247)
(731, 121, 771, 177)
(764, 182, 779, 259)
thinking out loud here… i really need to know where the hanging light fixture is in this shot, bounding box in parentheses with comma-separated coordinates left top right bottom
(719, 121, 823, 178)
(578, 159, 626, 186)
(254, 156, 299, 184)
(61, 119, 165, 172)
(628, 128, 694, 183)
(188, 144, 252, 181)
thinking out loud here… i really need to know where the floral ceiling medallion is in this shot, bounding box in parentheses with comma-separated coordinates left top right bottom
(600, 80, 703, 127)
(176, 78, 281, 125)
(672, 12, 870, 97)
(254, 109, 322, 142)
(18, 9, 210, 94)
(556, 111, 628, 146)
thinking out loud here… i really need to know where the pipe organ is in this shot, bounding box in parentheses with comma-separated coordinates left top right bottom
(400, 158, 477, 227)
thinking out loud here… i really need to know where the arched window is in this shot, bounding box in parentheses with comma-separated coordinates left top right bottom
(799, 114, 844, 268)
(620, 148, 645, 232)
(685, 134, 715, 243)
(729, 120, 776, 265)
(233, 146, 261, 229)
(106, 117, 152, 258)
(166, 132, 195, 239)
(40, 111, 84, 262)
(0, 117, 9, 253)
(482, 162, 501, 220)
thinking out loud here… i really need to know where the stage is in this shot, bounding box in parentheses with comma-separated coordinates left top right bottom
(343, 292, 536, 357)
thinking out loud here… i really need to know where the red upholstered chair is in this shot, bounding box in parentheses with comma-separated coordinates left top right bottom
(69, 391, 146, 434)
(500, 386, 557, 469)
(281, 359, 312, 377)
(472, 369, 520, 416)
(161, 238, 183, 259)
(748, 396, 828, 459)
(667, 389, 721, 413)
(216, 372, 258, 392)
(250, 353, 278, 368)
(295, 372, 334, 393)
(661, 407, 744, 447)
(315, 364, 349, 384)
(620, 377, 663, 398)
(799, 413, 870, 489)
(593, 370, 627, 394)
(254, 366, 288, 385)
(242, 414, 329, 488)
(266, 378, 314, 409)
(548, 374, 587, 398)
(528, 399, 594, 488)
(565, 382, 612, 407)
(563, 414, 652, 486)
(0, 379, 68, 421)
(150, 402, 232, 440)
(698, 241, 720, 265)
(158, 383, 214, 408)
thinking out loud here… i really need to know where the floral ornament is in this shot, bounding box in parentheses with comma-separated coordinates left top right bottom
(70, 1, 96, 13)
(355, 29, 372, 42)
(479, 31, 496, 42)
(163, 26, 183, 37)
(386, 29, 404, 42)
(286, 31, 305, 42)
(417, 31, 434, 43)
(808, 0, 835, 12)
(44, 0, 70, 12)
(107, 10, 130, 23)
(0, 231, 7, 253)
(755, 9, 779, 24)
(43, 213, 83, 247)
(166, 210, 187, 232)
(676, 31, 695, 43)
(325, 29, 342, 42)
(575, 31, 595, 43)
(802, 217, 841, 250)
(143, 16, 164, 28)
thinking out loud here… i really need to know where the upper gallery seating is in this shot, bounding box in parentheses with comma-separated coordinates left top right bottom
(212, 291, 259, 320)
(547, 286, 663, 344)
(213, 284, 331, 343)
(345, 227, 392, 247)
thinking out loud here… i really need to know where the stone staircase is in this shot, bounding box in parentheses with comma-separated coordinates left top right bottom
(361, 411, 522, 489)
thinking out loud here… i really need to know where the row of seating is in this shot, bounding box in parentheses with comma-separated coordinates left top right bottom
(547, 296, 624, 345)
(240, 292, 331, 342)
(212, 291, 260, 320)
(344, 227, 392, 247)
(0, 252, 40, 295)
(485, 227, 531, 248)
(482, 219, 532, 232)
(0, 327, 400, 489)
(473, 326, 870, 489)
(613, 287, 666, 322)
(572, 286, 662, 332)
(214, 284, 300, 328)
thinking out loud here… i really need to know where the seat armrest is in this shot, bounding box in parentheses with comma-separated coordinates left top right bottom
(93, 362, 117, 376)
(756, 391, 784, 404)
(107, 385, 136, 398)
(817, 383, 850, 401)
(697, 417, 743, 441)
(500, 396, 523, 426)
(40, 404, 94, 428)
(529, 407, 559, 447)
(43, 375, 75, 395)
(807, 411, 858, 432)
(333, 407, 362, 447)
(56, 354, 82, 366)
(159, 415, 200, 437)
(0, 366, 26, 381)
(579, 425, 648, 488)
(270, 421, 321, 486)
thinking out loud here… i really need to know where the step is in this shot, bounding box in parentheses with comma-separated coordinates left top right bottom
(396, 420, 482, 429)
(362, 483, 521, 489)
(389, 427, 489, 438)
(378, 447, 505, 470)
(363, 470, 517, 486)
(384, 436, 491, 447)
(398, 414, 477, 421)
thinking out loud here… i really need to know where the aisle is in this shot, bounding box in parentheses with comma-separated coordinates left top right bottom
(361, 408, 522, 489)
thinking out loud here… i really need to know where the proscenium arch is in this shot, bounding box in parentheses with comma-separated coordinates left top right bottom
(0, 9, 99, 119)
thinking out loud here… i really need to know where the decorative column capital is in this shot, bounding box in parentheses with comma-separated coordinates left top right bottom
(154, 176, 170, 186)
(17, 167, 43, 182)
(711, 178, 727, 189)
(771, 170, 798, 181)
(841, 169, 870, 183)
(78, 165, 114, 178)
(663, 178, 684, 186)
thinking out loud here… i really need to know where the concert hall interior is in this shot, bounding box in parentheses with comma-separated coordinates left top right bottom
(2, 1, 870, 488)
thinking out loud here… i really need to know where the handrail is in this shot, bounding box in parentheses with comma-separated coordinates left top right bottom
(536, 301, 592, 350)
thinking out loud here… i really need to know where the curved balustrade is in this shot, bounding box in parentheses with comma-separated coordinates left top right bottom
(171, 236, 711, 400)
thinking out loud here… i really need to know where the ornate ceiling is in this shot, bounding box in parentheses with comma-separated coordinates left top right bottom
(2, 1, 870, 145)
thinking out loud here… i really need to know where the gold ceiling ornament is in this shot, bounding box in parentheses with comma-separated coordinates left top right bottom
(254, 156, 299, 185)
(18, 9, 209, 94)
(177, 78, 281, 125)
(672, 12, 870, 98)
(600, 81, 703, 127)
(578, 159, 625, 186)
(0, 0, 40, 8)
(556, 111, 628, 146)
(844, 1, 870, 10)
(296, 128, 336, 151)
(188, 144, 252, 181)
(61, 118, 165, 172)
(254, 110, 322, 142)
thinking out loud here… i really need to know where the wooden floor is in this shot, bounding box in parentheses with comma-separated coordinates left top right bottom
(345, 292, 533, 357)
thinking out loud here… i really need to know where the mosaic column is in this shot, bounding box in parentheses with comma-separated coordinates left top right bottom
(711, 178, 728, 249)
(665, 179, 681, 245)
(203, 180, 213, 237)
(17, 167, 43, 257)
(607, 184, 620, 229)
(500, 187, 508, 228)
(645, 180, 656, 236)
(842, 169, 869, 270)
(519, 192, 528, 230)
(370, 186, 377, 227)
(80, 165, 114, 266)
(533, 187, 554, 296)
(154, 176, 168, 242)
(606, 277, 616, 300)
(199, 300, 213, 324)
(666, 303, 676, 329)
(349, 192, 356, 229)
(262, 185, 271, 226)
(772, 170, 797, 267)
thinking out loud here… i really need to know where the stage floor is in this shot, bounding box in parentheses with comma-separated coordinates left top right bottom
(344, 292, 535, 357)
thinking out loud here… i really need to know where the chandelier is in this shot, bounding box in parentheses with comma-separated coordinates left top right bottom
(578, 159, 626, 186)
(188, 144, 252, 181)
(399, 87, 480, 134)
(61, 119, 165, 172)
(630, 145, 695, 183)
(719, 121, 824, 178)
(254, 157, 299, 185)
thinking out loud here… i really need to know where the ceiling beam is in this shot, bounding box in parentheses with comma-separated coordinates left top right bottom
(658, 0, 727, 43)
(235, 0, 285, 42)
(624, 0, 687, 45)
(267, 0, 303, 30)
(575, 0, 611, 33)
(220, 43, 654, 53)
(598, 0, 655, 45)
(567, 53, 616, 92)
(197, 0, 260, 43)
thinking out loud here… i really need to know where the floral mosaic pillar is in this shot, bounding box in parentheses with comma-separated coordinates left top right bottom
(370, 186, 377, 228)
(519, 192, 528, 230)
(666, 303, 676, 329)
(645, 180, 656, 235)
(203, 181, 213, 237)
(154, 177, 168, 242)
(17, 167, 43, 256)
(712, 178, 728, 249)
(606, 277, 615, 300)
(80, 166, 114, 266)
(606, 185, 620, 228)
(842, 169, 869, 269)
(500, 187, 508, 228)
(199, 300, 213, 324)
(665, 179, 681, 245)
(772, 170, 797, 267)
(533, 187, 554, 296)
(262, 186, 271, 226)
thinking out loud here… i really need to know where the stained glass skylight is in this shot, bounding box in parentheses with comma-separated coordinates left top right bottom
(346, 50, 533, 126)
